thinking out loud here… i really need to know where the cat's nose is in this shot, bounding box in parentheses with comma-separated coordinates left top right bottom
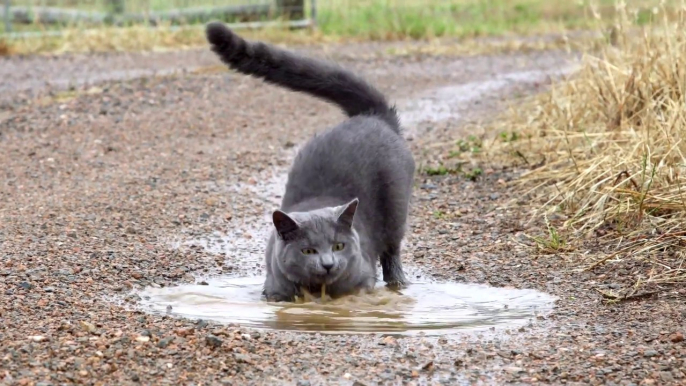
(321, 261, 335, 272)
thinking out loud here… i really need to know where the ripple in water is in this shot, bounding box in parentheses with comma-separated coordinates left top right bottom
(137, 275, 556, 336)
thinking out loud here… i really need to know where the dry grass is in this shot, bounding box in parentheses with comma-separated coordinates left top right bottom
(384, 32, 606, 59)
(477, 2, 686, 297)
(0, 39, 11, 55)
(2, 23, 335, 56)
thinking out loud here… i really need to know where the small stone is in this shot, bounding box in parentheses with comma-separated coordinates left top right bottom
(234, 353, 251, 363)
(175, 328, 194, 337)
(28, 335, 48, 342)
(19, 282, 32, 290)
(411, 370, 419, 378)
(380, 336, 397, 346)
(131, 272, 143, 279)
(379, 371, 394, 380)
(196, 319, 209, 328)
(421, 361, 434, 371)
(79, 321, 96, 333)
(669, 332, 684, 343)
(135, 335, 150, 343)
(659, 371, 674, 382)
(157, 337, 174, 348)
(296, 381, 311, 386)
(205, 334, 223, 348)
(644, 350, 658, 358)
(131, 373, 140, 382)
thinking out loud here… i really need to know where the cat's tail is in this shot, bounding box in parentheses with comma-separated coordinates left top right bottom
(205, 21, 400, 133)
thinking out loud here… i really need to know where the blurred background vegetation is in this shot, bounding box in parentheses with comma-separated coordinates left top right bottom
(0, 0, 672, 55)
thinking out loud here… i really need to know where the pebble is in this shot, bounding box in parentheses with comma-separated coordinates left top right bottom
(234, 353, 251, 363)
(670, 332, 684, 343)
(157, 336, 174, 348)
(18, 282, 32, 290)
(205, 335, 223, 349)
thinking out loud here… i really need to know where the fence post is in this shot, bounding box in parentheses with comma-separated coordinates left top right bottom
(276, 0, 305, 21)
(108, 0, 125, 14)
(3, 0, 11, 33)
(106, 0, 125, 24)
(310, 0, 317, 26)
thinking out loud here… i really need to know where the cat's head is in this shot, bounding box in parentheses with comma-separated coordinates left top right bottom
(271, 198, 362, 286)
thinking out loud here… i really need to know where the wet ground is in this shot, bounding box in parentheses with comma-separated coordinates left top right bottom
(1, 40, 685, 386)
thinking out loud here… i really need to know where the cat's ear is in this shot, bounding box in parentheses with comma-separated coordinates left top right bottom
(336, 198, 359, 229)
(272, 210, 299, 239)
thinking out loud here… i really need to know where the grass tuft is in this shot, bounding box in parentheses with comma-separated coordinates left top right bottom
(482, 1, 686, 294)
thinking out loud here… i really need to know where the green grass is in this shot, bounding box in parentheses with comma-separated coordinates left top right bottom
(1, 0, 677, 55)
(316, 0, 670, 39)
(6, 0, 671, 36)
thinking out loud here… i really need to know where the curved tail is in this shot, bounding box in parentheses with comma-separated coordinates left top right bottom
(205, 22, 400, 132)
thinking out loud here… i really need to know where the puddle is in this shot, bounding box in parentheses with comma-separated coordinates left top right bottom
(138, 275, 556, 336)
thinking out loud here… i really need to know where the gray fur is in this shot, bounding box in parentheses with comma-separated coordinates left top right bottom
(206, 22, 415, 302)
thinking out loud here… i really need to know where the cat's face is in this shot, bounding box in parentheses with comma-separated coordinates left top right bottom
(271, 199, 363, 286)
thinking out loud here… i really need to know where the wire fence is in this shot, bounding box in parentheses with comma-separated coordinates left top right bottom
(1, 1, 633, 43)
(1, 0, 315, 38)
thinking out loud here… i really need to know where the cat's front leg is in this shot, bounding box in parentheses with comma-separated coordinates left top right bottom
(263, 273, 298, 302)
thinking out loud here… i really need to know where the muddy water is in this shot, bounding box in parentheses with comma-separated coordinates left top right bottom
(138, 275, 556, 336)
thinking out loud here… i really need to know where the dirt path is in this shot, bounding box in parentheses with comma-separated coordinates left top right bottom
(1, 42, 684, 386)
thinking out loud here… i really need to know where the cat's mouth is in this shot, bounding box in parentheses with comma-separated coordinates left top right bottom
(308, 271, 342, 286)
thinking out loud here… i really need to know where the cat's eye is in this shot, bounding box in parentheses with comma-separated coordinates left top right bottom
(332, 242, 345, 252)
(301, 248, 317, 255)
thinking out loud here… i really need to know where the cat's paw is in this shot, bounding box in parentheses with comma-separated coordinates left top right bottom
(263, 291, 294, 303)
(384, 279, 408, 291)
(383, 269, 408, 290)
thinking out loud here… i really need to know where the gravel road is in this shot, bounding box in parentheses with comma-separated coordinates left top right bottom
(1, 40, 684, 386)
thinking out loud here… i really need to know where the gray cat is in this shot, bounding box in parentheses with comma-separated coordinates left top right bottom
(206, 22, 415, 302)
